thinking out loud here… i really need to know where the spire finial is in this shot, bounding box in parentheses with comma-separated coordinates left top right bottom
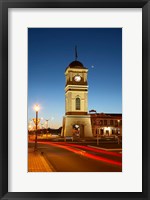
(75, 45, 78, 61)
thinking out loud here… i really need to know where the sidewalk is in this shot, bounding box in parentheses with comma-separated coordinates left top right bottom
(28, 147, 53, 172)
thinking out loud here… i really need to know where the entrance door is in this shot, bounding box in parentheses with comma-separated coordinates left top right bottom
(100, 129, 104, 135)
(106, 130, 109, 136)
(79, 125, 84, 138)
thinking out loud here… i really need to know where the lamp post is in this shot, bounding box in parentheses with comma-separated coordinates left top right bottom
(44, 119, 49, 129)
(34, 104, 40, 151)
(117, 120, 120, 144)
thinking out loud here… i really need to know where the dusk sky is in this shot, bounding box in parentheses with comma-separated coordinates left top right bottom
(28, 28, 122, 128)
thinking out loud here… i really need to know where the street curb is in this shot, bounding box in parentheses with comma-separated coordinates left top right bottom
(88, 145, 122, 151)
(40, 151, 56, 172)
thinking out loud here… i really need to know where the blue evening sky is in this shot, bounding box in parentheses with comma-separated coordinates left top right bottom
(28, 28, 122, 128)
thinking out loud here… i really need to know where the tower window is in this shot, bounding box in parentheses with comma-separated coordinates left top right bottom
(76, 97, 80, 110)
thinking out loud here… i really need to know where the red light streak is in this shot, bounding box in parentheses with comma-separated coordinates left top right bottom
(54, 142, 122, 157)
(29, 140, 122, 167)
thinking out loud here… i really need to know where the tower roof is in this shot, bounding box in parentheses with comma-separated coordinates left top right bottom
(65, 60, 87, 71)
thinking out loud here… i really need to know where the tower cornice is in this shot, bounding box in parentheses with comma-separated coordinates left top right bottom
(65, 85, 88, 90)
(65, 67, 88, 75)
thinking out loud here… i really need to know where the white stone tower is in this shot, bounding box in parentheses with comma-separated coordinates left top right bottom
(61, 58, 93, 138)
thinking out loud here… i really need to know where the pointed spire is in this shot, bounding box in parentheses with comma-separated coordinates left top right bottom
(75, 45, 78, 61)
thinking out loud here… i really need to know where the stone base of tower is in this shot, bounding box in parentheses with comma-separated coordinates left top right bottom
(61, 115, 93, 138)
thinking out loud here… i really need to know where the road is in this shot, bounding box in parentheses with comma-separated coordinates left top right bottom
(29, 141, 122, 172)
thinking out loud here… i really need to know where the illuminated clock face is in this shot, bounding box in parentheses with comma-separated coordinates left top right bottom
(74, 75, 81, 82)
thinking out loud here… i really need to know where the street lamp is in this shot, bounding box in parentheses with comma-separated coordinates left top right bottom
(45, 119, 49, 129)
(34, 104, 40, 151)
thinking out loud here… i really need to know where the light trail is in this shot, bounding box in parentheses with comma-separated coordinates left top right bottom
(53, 142, 122, 157)
(29, 141, 122, 167)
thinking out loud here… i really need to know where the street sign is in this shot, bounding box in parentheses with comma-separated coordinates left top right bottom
(33, 118, 40, 125)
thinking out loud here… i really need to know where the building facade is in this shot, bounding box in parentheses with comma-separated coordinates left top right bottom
(90, 113, 122, 137)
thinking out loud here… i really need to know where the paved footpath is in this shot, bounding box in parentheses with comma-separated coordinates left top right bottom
(28, 147, 53, 172)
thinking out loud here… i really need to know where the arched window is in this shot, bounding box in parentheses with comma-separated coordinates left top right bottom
(76, 97, 80, 110)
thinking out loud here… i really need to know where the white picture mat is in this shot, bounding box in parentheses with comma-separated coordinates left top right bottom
(8, 8, 142, 192)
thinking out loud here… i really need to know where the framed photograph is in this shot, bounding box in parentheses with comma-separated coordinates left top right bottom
(0, 0, 150, 199)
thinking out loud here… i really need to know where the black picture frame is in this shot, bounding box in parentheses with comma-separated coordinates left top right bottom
(0, 0, 150, 199)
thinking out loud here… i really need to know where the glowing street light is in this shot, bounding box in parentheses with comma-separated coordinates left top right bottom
(33, 104, 40, 151)
(34, 104, 40, 112)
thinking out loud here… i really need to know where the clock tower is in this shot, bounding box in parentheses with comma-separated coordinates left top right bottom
(61, 59, 93, 138)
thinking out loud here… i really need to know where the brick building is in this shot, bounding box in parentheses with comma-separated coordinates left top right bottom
(90, 113, 122, 137)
